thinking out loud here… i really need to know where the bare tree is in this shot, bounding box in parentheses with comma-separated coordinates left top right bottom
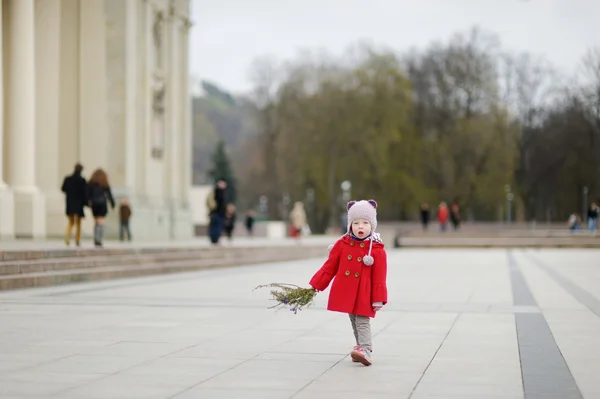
(234, 29, 600, 225)
(246, 57, 285, 220)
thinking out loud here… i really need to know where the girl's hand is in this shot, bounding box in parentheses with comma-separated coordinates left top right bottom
(373, 306, 382, 312)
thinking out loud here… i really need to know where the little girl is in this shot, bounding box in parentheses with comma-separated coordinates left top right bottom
(309, 199, 388, 366)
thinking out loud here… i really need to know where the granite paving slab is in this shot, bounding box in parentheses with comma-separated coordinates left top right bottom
(0, 249, 599, 398)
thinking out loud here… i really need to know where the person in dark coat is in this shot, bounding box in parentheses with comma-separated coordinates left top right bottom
(208, 179, 228, 244)
(86, 168, 115, 247)
(245, 209, 255, 237)
(61, 163, 87, 246)
(420, 203, 430, 231)
(450, 202, 461, 230)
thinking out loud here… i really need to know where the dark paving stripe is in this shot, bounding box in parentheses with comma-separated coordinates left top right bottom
(524, 252, 600, 319)
(515, 313, 583, 399)
(507, 251, 538, 306)
(507, 251, 583, 399)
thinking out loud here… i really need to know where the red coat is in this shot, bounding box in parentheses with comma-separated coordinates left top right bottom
(309, 235, 388, 318)
(438, 207, 449, 223)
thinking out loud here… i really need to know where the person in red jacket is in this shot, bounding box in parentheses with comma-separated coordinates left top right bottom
(437, 202, 449, 231)
(309, 199, 388, 366)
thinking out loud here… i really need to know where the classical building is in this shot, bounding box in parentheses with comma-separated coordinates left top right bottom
(0, 0, 193, 240)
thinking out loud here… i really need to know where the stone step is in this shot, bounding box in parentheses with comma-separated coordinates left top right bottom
(400, 232, 599, 238)
(393, 236, 600, 248)
(0, 250, 228, 275)
(0, 246, 202, 261)
(0, 244, 321, 276)
(0, 245, 325, 291)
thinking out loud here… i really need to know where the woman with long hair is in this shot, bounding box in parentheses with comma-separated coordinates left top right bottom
(87, 168, 115, 247)
(289, 201, 307, 238)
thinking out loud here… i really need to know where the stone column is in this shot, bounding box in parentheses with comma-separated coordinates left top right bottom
(135, 0, 148, 199)
(104, 0, 127, 190)
(144, 4, 165, 202)
(0, 0, 15, 239)
(124, 0, 138, 191)
(59, 0, 81, 176)
(35, 0, 63, 237)
(102, 0, 141, 239)
(180, 18, 192, 206)
(167, 13, 181, 204)
(78, 0, 109, 238)
(4, 0, 46, 238)
(79, 0, 108, 173)
(140, 0, 154, 201)
(58, 0, 87, 238)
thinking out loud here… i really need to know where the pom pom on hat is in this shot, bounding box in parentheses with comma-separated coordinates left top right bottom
(362, 255, 374, 266)
(327, 243, 334, 253)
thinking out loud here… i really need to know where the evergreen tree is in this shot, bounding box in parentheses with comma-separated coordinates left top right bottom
(207, 139, 237, 203)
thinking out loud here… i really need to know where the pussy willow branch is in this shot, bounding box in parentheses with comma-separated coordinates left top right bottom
(253, 283, 303, 291)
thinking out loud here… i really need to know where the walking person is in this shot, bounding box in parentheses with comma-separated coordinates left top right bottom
(119, 198, 132, 241)
(309, 199, 388, 366)
(245, 209, 255, 237)
(588, 203, 598, 234)
(568, 213, 582, 232)
(450, 202, 461, 230)
(289, 201, 307, 239)
(222, 203, 237, 241)
(437, 202, 449, 232)
(208, 179, 228, 245)
(86, 168, 115, 247)
(61, 163, 87, 247)
(420, 203, 430, 231)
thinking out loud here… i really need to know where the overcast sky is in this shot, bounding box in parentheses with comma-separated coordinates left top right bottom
(189, 0, 599, 95)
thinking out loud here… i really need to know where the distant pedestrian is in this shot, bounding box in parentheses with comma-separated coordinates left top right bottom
(420, 203, 430, 230)
(119, 198, 132, 241)
(208, 179, 228, 245)
(61, 163, 87, 247)
(289, 202, 307, 238)
(450, 202, 461, 230)
(86, 168, 115, 247)
(437, 202, 449, 232)
(588, 203, 598, 233)
(223, 204, 236, 240)
(568, 213, 582, 232)
(245, 209, 255, 237)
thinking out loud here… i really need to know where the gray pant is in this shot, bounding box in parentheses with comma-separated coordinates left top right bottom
(349, 314, 372, 352)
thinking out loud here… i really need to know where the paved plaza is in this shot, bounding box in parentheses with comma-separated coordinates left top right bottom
(1, 248, 599, 398)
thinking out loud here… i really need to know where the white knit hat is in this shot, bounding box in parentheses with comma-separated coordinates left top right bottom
(327, 199, 379, 266)
(346, 200, 378, 233)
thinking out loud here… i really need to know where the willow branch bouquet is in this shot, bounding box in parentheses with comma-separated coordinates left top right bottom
(254, 283, 318, 314)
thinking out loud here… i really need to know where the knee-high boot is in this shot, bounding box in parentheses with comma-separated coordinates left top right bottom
(94, 224, 104, 247)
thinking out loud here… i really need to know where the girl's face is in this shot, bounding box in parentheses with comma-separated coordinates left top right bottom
(351, 219, 371, 238)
